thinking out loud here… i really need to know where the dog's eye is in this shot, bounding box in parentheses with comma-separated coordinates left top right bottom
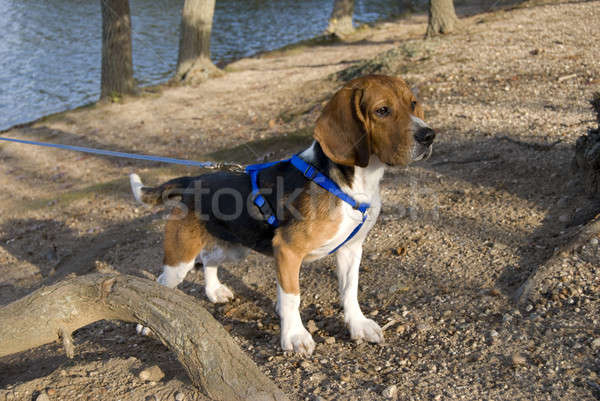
(375, 106, 390, 117)
(411, 101, 417, 111)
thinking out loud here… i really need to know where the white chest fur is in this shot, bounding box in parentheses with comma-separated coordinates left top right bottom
(305, 156, 385, 261)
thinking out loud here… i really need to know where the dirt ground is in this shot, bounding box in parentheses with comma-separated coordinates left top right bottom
(1, 1, 600, 400)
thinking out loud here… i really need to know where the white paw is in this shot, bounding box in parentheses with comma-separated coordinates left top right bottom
(136, 323, 152, 336)
(205, 284, 234, 303)
(281, 327, 315, 355)
(157, 272, 180, 288)
(348, 317, 384, 343)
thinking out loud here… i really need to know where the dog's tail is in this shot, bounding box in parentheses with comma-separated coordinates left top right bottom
(129, 173, 194, 206)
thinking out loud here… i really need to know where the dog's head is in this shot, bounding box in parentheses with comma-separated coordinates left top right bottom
(314, 75, 435, 167)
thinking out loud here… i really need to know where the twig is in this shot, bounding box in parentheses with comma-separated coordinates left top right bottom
(381, 319, 399, 331)
(498, 136, 562, 151)
(558, 74, 577, 82)
(431, 154, 500, 166)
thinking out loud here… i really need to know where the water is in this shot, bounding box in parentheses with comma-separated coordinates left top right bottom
(0, 0, 404, 131)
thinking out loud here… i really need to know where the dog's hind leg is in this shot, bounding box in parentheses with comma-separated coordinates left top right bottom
(158, 208, 207, 288)
(200, 244, 248, 303)
(137, 209, 207, 336)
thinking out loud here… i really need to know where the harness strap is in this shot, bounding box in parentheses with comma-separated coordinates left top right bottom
(246, 159, 290, 228)
(328, 211, 369, 255)
(246, 155, 371, 254)
(289, 155, 370, 254)
(289, 156, 370, 214)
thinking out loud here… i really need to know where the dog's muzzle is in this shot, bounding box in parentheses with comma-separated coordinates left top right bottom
(412, 126, 435, 161)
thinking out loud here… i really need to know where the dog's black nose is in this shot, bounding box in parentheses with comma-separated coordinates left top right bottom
(414, 127, 436, 146)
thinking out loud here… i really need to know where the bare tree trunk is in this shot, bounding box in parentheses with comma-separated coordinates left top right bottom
(326, 0, 355, 38)
(100, 0, 136, 99)
(0, 273, 288, 401)
(175, 0, 221, 83)
(426, 0, 460, 38)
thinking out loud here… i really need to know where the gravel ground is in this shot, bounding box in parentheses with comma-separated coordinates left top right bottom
(1, 1, 599, 400)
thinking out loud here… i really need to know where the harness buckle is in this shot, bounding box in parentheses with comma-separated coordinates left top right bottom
(303, 165, 317, 179)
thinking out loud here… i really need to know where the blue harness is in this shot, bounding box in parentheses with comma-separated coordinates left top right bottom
(246, 155, 370, 255)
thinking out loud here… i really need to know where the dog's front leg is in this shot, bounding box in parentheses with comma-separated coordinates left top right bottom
(336, 242, 383, 344)
(274, 239, 315, 355)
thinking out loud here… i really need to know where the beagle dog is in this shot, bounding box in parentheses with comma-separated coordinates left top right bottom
(129, 75, 435, 355)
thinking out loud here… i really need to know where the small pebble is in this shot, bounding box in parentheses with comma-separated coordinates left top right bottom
(174, 391, 185, 401)
(145, 396, 157, 401)
(139, 365, 165, 382)
(325, 337, 336, 345)
(592, 338, 600, 349)
(306, 320, 318, 334)
(416, 323, 430, 333)
(395, 324, 408, 335)
(558, 214, 570, 223)
(382, 384, 398, 399)
(556, 196, 569, 208)
(35, 393, 50, 401)
(511, 353, 526, 366)
(590, 238, 599, 246)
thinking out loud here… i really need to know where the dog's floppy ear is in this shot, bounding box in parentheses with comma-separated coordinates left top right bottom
(314, 87, 371, 167)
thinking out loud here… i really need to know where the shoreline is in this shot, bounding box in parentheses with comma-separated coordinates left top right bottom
(0, 6, 422, 135)
(0, 0, 523, 135)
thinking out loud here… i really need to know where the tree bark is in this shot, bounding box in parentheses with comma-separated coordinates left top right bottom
(426, 0, 460, 38)
(100, 0, 136, 99)
(573, 93, 600, 195)
(326, 0, 355, 38)
(175, 0, 221, 83)
(0, 273, 288, 401)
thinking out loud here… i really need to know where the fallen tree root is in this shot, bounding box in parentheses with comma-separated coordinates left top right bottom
(0, 273, 287, 401)
(515, 93, 600, 304)
(514, 215, 600, 305)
